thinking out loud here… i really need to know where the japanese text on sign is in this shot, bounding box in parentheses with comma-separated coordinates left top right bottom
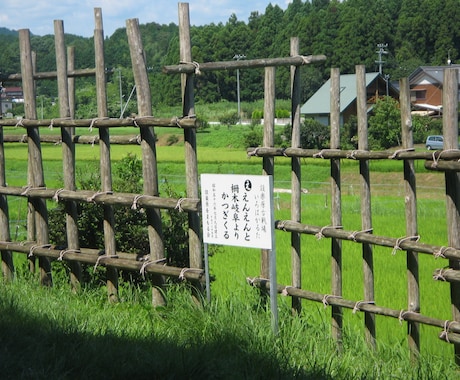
(201, 174, 273, 249)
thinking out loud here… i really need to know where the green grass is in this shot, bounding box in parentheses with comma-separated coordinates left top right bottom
(1, 124, 459, 377)
(1, 277, 457, 379)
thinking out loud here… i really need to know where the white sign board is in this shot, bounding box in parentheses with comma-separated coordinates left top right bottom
(200, 174, 273, 250)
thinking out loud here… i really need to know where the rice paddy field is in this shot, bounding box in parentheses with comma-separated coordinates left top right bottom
(1, 123, 459, 378)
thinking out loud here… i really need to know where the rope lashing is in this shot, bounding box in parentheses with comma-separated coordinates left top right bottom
(131, 194, 146, 210)
(313, 150, 326, 159)
(315, 225, 343, 240)
(432, 149, 460, 168)
(322, 294, 342, 308)
(281, 286, 294, 296)
(391, 235, 420, 255)
(398, 310, 415, 325)
(21, 186, 47, 196)
(388, 148, 414, 159)
(352, 300, 375, 314)
(175, 198, 186, 212)
(87, 190, 113, 203)
(58, 248, 80, 261)
(247, 147, 260, 158)
(53, 188, 65, 202)
(179, 61, 201, 75)
(346, 150, 366, 159)
(277, 220, 288, 231)
(88, 117, 109, 132)
(28, 244, 52, 258)
(15, 118, 24, 128)
(433, 246, 451, 259)
(93, 254, 118, 271)
(178, 267, 203, 281)
(128, 135, 142, 144)
(139, 258, 167, 279)
(440, 320, 455, 343)
(348, 228, 373, 242)
(433, 268, 453, 281)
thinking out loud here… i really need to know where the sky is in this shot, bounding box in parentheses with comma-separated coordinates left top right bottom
(1, 0, 291, 38)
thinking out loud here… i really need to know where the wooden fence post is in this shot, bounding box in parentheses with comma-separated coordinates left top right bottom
(54, 20, 82, 290)
(126, 17, 166, 306)
(67, 46, 76, 121)
(94, 9, 118, 302)
(400, 77, 420, 360)
(356, 65, 375, 348)
(290, 37, 302, 314)
(0, 124, 13, 282)
(330, 67, 343, 350)
(261, 66, 276, 281)
(178, 3, 202, 272)
(443, 67, 460, 364)
(19, 28, 52, 286)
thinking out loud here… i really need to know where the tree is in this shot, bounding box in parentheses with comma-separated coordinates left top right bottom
(368, 96, 401, 149)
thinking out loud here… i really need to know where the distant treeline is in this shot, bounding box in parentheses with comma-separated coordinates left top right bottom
(0, 0, 459, 106)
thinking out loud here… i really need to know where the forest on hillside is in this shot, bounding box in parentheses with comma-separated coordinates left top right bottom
(0, 0, 459, 109)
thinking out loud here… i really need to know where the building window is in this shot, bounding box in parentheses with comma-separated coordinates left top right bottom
(411, 90, 426, 101)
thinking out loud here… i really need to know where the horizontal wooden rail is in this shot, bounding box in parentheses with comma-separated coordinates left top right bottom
(247, 277, 460, 335)
(247, 147, 460, 161)
(274, 219, 460, 260)
(1, 68, 97, 82)
(433, 268, 460, 283)
(0, 186, 201, 212)
(0, 241, 204, 281)
(425, 160, 460, 171)
(0, 116, 198, 129)
(3, 134, 143, 145)
(163, 55, 327, 74)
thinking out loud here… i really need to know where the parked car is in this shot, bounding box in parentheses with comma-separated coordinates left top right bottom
(425, 135, 444, 150)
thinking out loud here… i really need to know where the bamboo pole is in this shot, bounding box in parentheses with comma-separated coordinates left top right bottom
(94, 8, 118, 302)
(179, 3, 202, 272)
(163, 55, 327, 74)
(19, 28, 52, 286)
(290, 37, 302, 314)
(330, 67, 343, 350)
(400, 77, 420, 360)
(356, 65, 375, 348)
(443, 67, 460, 364)
(126, 17, 165, 307)
(54, 20, 81, 290)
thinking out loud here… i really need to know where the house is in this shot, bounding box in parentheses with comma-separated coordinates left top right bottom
(300, 72, 399, 126)
(408, 64, 460, 116)
(0, 86, 23, 117)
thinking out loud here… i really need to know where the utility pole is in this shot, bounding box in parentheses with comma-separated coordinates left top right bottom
(375, 43, 388, 75)
(233, 54, 246, 123)
(0, 81, 3, 119)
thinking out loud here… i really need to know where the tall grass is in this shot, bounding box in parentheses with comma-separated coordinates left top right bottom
(1, 276, 457, 379)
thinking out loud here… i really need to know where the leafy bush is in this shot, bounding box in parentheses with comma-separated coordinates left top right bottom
(219, 111, 239, 126)
(48, 154, 190, 281)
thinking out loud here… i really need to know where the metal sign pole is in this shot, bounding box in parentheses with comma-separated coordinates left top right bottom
(204, 242, 211, 302)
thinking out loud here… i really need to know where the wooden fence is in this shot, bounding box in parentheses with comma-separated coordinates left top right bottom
(1, 1, 460, 366)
